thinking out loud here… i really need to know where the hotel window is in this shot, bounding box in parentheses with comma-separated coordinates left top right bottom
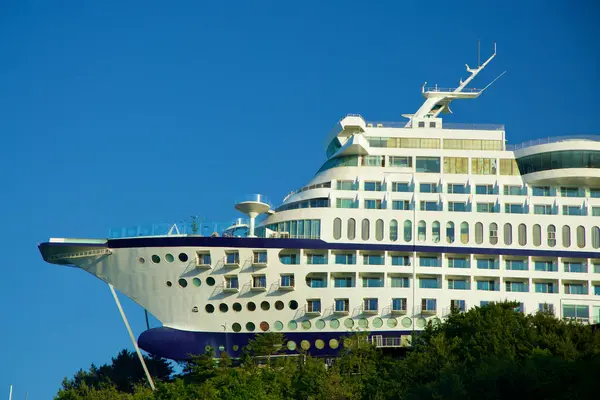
(590, 188, 600, 198)
(593, 227, 600, 249)
(564, 283, 588, 295)
(448, 184, 467, 194)
(416, 157, 441, 173)
(334, 277, 354, 288)
(477, 258, 498, 270)
(533, 224, 542, 246)
(489, 223, 498, 245)
(418, 221, 427, 242)
(505, 281, 528, 292)
(389, 156, 412, 168)
(448, 257, 469, 268)
(563, 205, 585, 216)
(499, 159, 519, 175)
(226, 252, 240, 265)
(564, 261, 587, 273)
(306, 276, 326, 288)
(432, 221, 441, 243)
(535, 282, 556, 293)
(337, 198, 358, 209)
(593, 207, 600, 216)
(563, 225, 571, 247)
(518, 223, 527, 246)
(443, 139, 502, 150)
(477, 203, 496, 213)
(451, 299, 466, 312)
(594, 285, 600, 295)
(225, 276, 239, 289)
(404, 220, 412, 242)
(420, 201, 439, 211)
(362, 155, 384, 167)
(444, 157, 468, 174)
(364, 181, 384, 191)
(503, 185, 526, 196)
(560, 187, 584, 198)
(391, 277, 410, 288)
(538, 303, 555, 313)
(547, 225, 556, 247)
(421, 298, 437, 312)
(477, 280, 498, 291)
(252, 275, 267, 288)
(505, 259, 527, 271)
(196, 252, 211, 266)
(307, 253, 327, 265)
(475, 222, 484, 244)
(391, 255, 410, 266)
(534, 204, 553, 215)
(307, 299, 322, 313)
(280, 253, 298, 265)
(361, 219, 370, 240)
(335, 253, 356, 265)
(505, 204, 526, 214)
(392, 200, 410, 210)
(471, 158, 498, 175)
(535, 261, 557, 272)
(335, 299, 349, 312)
(337, 180, 358, 190)
(460, 222, 469, 244)
(446, 222, 455, 243)
(563, 305, 589, 320)
(504, 223, 513, 245)
(347, 218, 356, 240)
(390, 219, 398, 241)
(280, 274, 295, 288)
(392, 298, 407, 312)
(475, 184, 495, 195)
(448, 202, 467, 212)
(363, 298, 379, 312)
(363, 254, 385, 265)
(362, 276, 384, 288)
(253, 251, 267, 264)
(577, 226, 585, 248)
(419, 278, 441, 289)
(419, 256, 439, 267)
(532, 186, 551, 196)
(420, 183, 439, 193)
(448, 279, 470, 290)
(392, 182, 410, 192)
(364, 199, 383, 209)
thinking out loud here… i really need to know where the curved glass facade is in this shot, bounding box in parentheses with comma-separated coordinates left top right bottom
(516, 150, 600, 174)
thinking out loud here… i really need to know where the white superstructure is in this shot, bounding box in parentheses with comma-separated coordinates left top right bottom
(39, 45, 600, 359)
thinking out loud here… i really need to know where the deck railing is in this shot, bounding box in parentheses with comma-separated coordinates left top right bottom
(506, 135, 600, 150)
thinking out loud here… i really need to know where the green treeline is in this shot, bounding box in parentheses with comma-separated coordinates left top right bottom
(56, 302, 600, 400)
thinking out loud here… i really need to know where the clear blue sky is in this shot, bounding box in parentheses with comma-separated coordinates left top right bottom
(1, 0, 598, 397)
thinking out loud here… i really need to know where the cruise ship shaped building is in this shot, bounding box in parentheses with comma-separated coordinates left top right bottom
(39, 45, 600, 360)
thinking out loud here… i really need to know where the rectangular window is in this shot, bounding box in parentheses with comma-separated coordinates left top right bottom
(334, 277, 354, 288)
(391, 255, 411, 266)
(443, 139, 503, 150)
(196, 252, 211, 266)
(419, 256, 440, 267)
(563, 205, 585, 216)
(503, 185, 526, 196)
(226, 252, 240, 265)
(280, 274, 295, 287)
(392, 182, 410, 192)
(362, 156, 383, 167)
(590, 188, 600, 198)
(389, 156, 412, 168)
(477, 280, 498, 291)
(443, 157, 468, 174)
(477, 203, 496, 213)
(336, 198, 357, 209)
(422, 298, 437, 311)
(475, 184, 495, 195)
(392, 298, 407, 311)
(336, 180, 357, 190)
(363, 254, 385, 265)
(307, 254, 327, 265)
(392, 200, 410, 210)
(500, 159, 519, 175)
(560, 187, 584, 198)
(448, 184, 467, 194)
(471, 158, 498, 175)
(253, 251, 267, 264)
(593, 207, 600, 217)
(307, 299, 322, 313)
(306, 277, 325, 288)
(280, 253, 298, 265)
(335, 253, 356, 265)
(448, 202, 467, 212)
(538, 303, 555, 314)
(564, 284, 588, 295)
(363, 277, 384, 288)
(477, 258, 498, 269)
(535, 261, 557, 272)
(448, 279, 470, 290)
(505, 204, 526, 214)
(420, 201, 438, 211)
(419, 278, 441, 289)
(448, 257, 469, 268)
(563, 304, 589, 319)
(364, 298, 379, 311)
(505, 259, 528, 271)
(534, 204, 554, 215)
(364, 181, 384, 191)
(416, 157, 441, 173)
(335, 299, 349, 312)
(391, 277, 410, 288)
(364, 199, 383, 209)
(253, 275, 267, 288)
(505, 281, 528, 292)
(532, 186, 551, 196)
(564, 262, 587, 273)
(535, 282, 555, 293)
(451, 299, 467, 312)
(594, 285, 600, 295)
(225, 276, 239, 289)
(420, 183, 439, 193)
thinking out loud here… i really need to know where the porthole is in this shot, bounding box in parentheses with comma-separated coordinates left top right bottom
(275, 301, 284, 310)
(260, 321, 270, 331)
(302, 320, 312, 330)
(232, 323, 242, 332)
(330, 319, 340, 329)
(205, 304, 215, 313)
(287, 320, 298, 330)
(233, 345, 239, 351)
(138, 257, 145, 264)
(416, 317, 426, 328)
(206, 277, 215, 286)
(329, 338, 339, 349)
(315, 319, 325, 329)
(166, 281, 172, 287)
(165, 254, 174, 263)
(151, 255, 160, 264)
(401, 317, 412, 328)
(344, 318, 354, 328)
(192, 278, 201, 287)
(246, 322, 255, 332)
(373, 317, 383, 328)
(178, 253, 188, 262)
(261, 301, 270, 311)
(178, 278, 188, 288)
(233, 302, 242, 312)
(301, 340, 311, 350)
(274, 321, 284, 331)
(315, 339, 325, 349)
(289, 300, 298, 310)
(287, 341, 297, 351)
(219, 303, 229, 313)
(343, 338, 351, 348)
(192, 306, 198, 313)
(247, 302, 256, 311)
(387, 318, 398, 328)
(358, 318, 368, 329)
(218, 345, 225, 352)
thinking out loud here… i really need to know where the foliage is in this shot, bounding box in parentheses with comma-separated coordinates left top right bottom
(56, 302, 600, 400)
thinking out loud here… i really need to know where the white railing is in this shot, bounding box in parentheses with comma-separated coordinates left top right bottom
(48, 248, 112, 262)
(507, 135, 600, 150)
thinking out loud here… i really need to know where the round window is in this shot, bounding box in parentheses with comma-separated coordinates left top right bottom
(330, 319, 340, 329)
(233, 302, 242, 312)
(315, 339, 325, 349)
(287, 341, 297, 351)
(192, 278, 201, 287)
(246, 322, 255, 332)
(151, 255, 160, 264)
(302, 320, 311, 330)
(273, 321, 283, 331)
(275, 301, 284, 310)
(329, 338, 339, 349)
(165, 254, 174, 263)
(166, 281, 172, 287)
(247, 302, 256, 311)
(206, 277, 215, 286)
(178, 278, 188, 288)
(287, 320, 297, 330)
(289, 300, 298, 310)
(300, 340, 311, 350)
(260, 321, 269, 331)
(232, 323, 241, 332)
(178, 253, 188, 262)
(261, 301, 270, 311)
(373, 317, 383, 328)
(138, 257, 145, 264)
(387, 318, 398, 328)
(344, 318, 354, 328)
(315, 319, 325, 330)
(205, 304, 215, 313)
(219, 303, 229, 313)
